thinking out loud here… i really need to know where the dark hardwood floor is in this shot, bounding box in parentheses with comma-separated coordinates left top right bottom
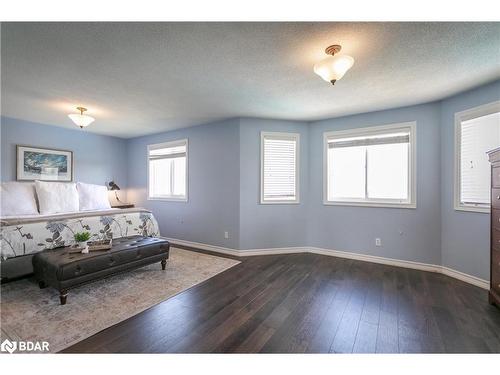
(63, 247, 500, 353)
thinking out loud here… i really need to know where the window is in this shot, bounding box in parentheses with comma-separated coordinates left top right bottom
(261, 132, 299, 204)
(324, 122, 416, 208)
(148, 139, 188, 201)
(455, 101, 500, 212)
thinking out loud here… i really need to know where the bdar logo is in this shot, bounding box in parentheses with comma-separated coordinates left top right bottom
(1, 339, 17, 354)
(0, 339, 49, 353)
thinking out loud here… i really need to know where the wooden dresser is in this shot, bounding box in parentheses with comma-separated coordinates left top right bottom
(488, 146, 500, 308)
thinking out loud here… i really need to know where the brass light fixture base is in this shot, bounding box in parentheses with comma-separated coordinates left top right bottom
(76, 106, 88, 115)
(325, 44, 342, 56)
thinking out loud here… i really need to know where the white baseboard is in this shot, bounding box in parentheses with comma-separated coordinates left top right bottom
(162, 237, 241, 257)
(234, 247, 308, 257)
(309, 247, 441, 273)
(162, 237, 308, 257)
(440, 266, 489, 290)
(163, 237, 489, 290)
(309, 247, 489, 290)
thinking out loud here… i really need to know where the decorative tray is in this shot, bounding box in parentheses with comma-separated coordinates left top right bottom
(87, 238, 113, 251)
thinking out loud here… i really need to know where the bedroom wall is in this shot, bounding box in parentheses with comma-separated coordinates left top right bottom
(440, 80, 500, 280)
(125, 116, 310, 251)
(307, 103, 443, 266)
(3, 81, 497, 281)
(120, 80, 498, 281)
(0, 117, 128, 189)
(238, 118, 309, 250)
(126, 118, 241, 249)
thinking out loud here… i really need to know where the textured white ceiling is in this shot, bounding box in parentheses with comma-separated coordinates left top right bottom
(1, 22, 499, 138)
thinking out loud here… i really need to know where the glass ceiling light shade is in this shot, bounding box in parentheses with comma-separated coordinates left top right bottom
(314, 44, 354, 85)
(68, 106, 95, 128)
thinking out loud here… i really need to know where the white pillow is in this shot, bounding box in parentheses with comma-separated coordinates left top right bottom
(76, 182, 111, 211)
(35, 181, 79, 215)
(0, 182, 39, 216)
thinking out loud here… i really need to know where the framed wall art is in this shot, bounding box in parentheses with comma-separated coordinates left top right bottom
(17, 145, 73, 182)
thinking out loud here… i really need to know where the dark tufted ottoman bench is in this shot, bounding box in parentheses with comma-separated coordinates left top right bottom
(33, 236, 170, 305)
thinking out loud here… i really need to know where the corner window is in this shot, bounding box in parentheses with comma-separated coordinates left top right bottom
(455, 101, 500, 213)
(148, 139, 188, 201)
(261, 132, 300, 204)
(324, 122, 416, 208)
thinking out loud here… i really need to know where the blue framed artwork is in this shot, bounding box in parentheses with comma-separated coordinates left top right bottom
(16, 145, 73, 181)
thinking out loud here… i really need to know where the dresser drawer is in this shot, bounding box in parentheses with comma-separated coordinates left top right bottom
(493, 249, 500, 270)
(493, 189, 500, 209)
(493, 210, 500, 232)
(493, 166, 500, 188)
(492, 255, 500, 293)
(494, 228, 500, 251)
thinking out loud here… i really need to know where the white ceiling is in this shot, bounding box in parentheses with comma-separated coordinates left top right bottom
(1, 22, 499, 138)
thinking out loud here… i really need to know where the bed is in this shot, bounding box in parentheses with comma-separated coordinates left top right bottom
(0, 208, 160, 279)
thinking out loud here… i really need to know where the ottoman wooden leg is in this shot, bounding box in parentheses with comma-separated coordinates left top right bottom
(161, 259, 167, 270)
(38, 280, 47, 289)
(59, 290, 68, 305)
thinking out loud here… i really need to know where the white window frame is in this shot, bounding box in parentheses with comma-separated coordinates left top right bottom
(454, 100, 500, 213)
(260, 131, 300, 204)
(323, 122, 417, 209)
(147, 139, 188, 202)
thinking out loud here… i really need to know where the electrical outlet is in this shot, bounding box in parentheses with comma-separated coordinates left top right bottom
(375, 238, 382, 247)
(224, 231, 229, 239)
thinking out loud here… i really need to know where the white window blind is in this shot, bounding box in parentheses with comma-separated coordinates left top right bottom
(459, 111, 500, 208)
(324, 123, 416, 208)
(261, 132, 299, 203)
(148, 139, 188, 201)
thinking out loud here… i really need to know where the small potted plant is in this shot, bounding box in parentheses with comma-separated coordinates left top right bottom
(74, 232, 91, 254)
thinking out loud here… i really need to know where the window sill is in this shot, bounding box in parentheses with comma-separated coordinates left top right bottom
(454, 204, 490, 214)
(323, 200, 416, 209)
(148, 197, 188, 202)
(260, 200, 300, 205)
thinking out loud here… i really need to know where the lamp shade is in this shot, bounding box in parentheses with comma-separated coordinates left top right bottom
(68, 113, 95, 128)
(314, 54, 355, 84)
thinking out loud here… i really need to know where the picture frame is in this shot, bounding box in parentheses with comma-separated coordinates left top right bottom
(16, 145, 74, 182)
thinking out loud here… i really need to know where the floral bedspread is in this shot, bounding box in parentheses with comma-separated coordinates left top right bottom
(0, 209, 159, 261)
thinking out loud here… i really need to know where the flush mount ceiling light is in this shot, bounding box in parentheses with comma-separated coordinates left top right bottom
(68, 106, 95, 129)
(314, 44, 355, 85)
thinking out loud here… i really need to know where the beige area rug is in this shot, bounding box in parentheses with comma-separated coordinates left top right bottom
(0, 247, 240, 353)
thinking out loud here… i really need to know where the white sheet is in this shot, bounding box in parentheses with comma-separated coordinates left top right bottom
(0, 208, 121, 221)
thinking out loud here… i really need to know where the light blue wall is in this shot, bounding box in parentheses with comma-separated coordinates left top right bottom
(2, 80, 499, 280)
(440, 80, 500, 280)
(308, 103, 443, 265)
(126, 119, 241, 249)
(124, 80, 498, 281)
(125, 117, 309, 251)
(239, 118, 309, 250)
(1, 117, 127, 187)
